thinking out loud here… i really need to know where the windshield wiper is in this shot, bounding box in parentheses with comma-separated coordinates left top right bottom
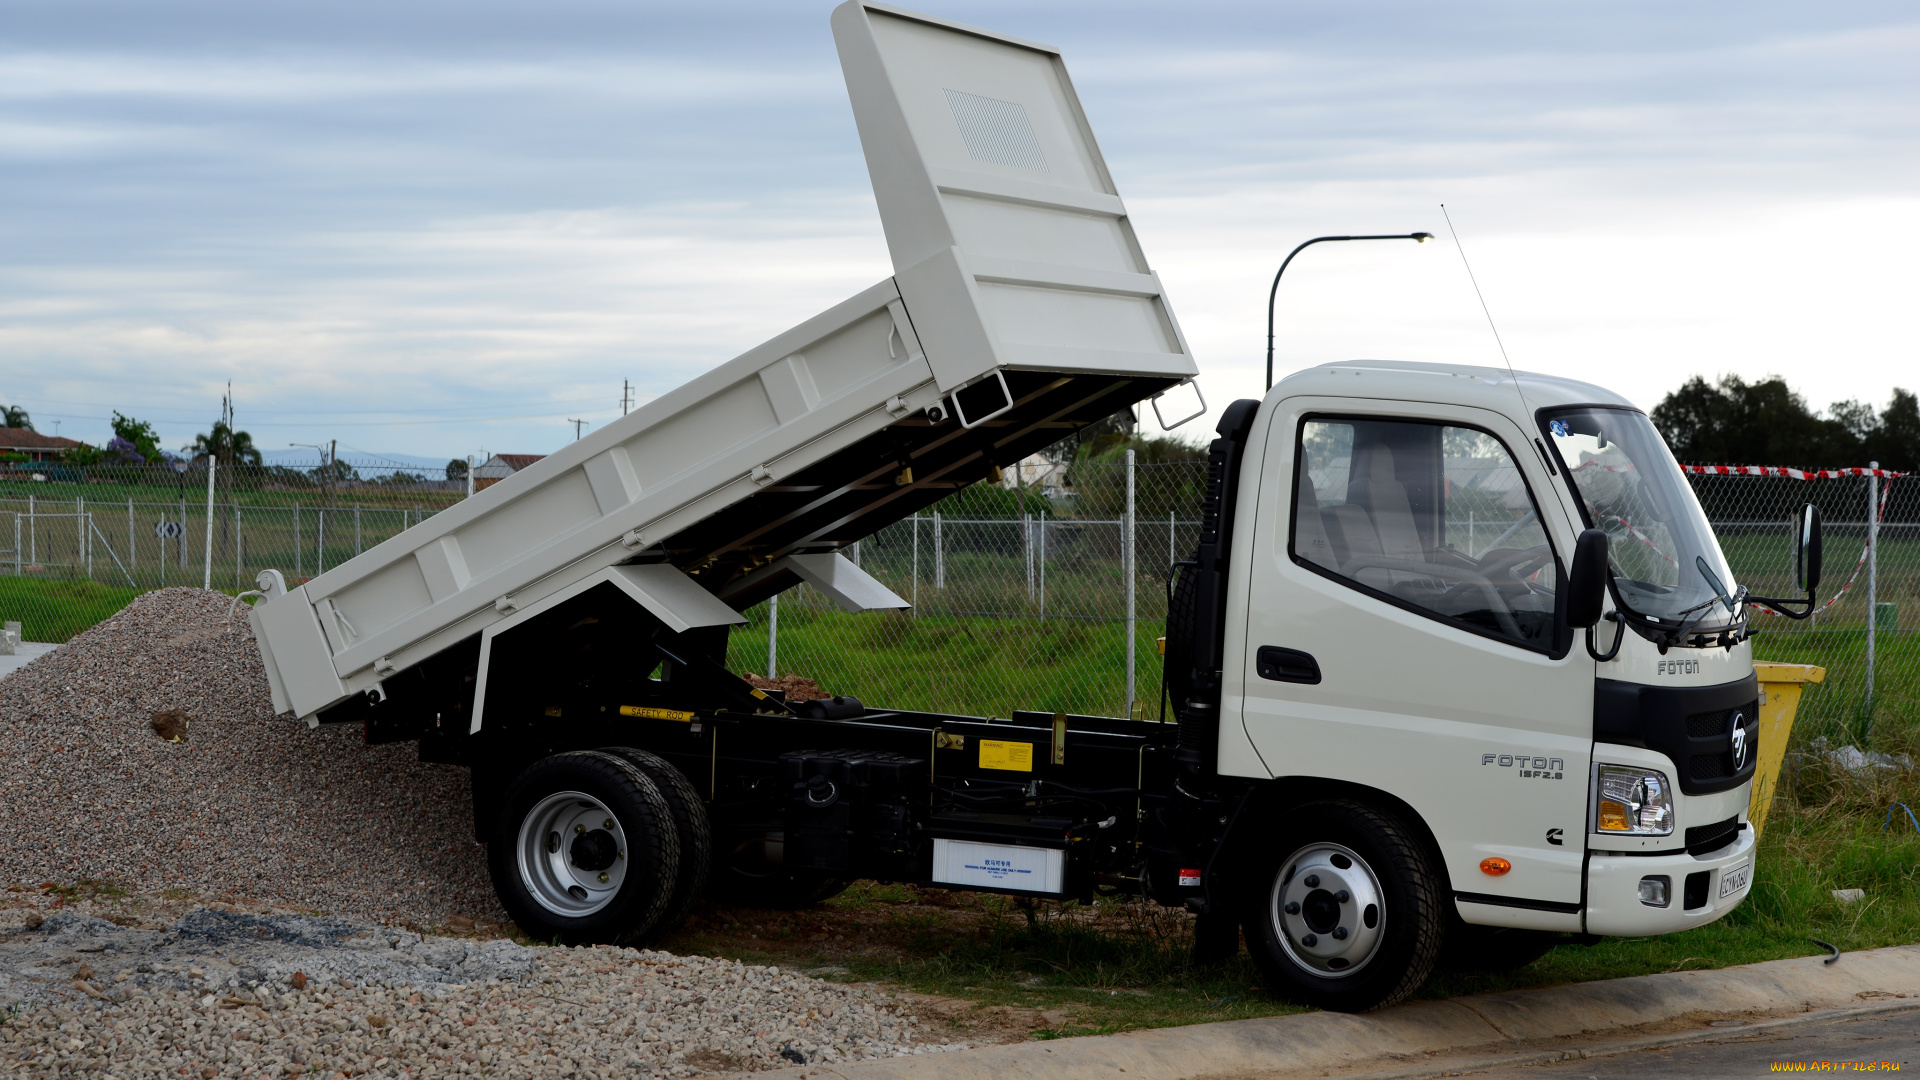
(1658, 559, 1748, 650)
(1695, 556, 1739, 614)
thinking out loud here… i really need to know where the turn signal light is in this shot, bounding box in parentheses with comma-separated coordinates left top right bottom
(1597, 799, 1631, 831)
(1480, 857, 1511, 876)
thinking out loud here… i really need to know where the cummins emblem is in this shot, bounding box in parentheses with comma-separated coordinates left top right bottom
(1730, 713, 1748, 770)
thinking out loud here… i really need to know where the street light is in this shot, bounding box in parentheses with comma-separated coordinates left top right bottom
(1266, 232, 1433, 390)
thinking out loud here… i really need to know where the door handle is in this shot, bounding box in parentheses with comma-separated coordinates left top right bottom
(1256, 646, 1321, 684)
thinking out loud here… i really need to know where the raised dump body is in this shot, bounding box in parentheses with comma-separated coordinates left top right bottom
(251, 0, 1201, 721)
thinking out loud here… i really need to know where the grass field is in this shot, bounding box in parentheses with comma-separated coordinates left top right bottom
(0, 577, 143, 643)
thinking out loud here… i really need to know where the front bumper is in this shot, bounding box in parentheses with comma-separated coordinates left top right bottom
(1585, 825, 1757, 936)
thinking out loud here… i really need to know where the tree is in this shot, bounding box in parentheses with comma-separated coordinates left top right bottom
(446, 458, 470, 484)
(312, 458, 357, 484)
(1, 404, 31, 430)
(107, 412, 164, 464)
(187, 420, 263, 468)
(1651, 375, 1917, 469)
(1651, 375, 1857, 467)
(1864, 389, 1920, 472)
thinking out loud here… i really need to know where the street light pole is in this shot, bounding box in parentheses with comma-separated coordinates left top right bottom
(1266, 232, 1433, 390)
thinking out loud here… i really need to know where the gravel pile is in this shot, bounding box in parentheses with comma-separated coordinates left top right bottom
(0, 909, 953, 1077)
(0, 588, 501, 926)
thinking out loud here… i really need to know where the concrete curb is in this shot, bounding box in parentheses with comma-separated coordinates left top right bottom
(748, 944, 1920, 1080)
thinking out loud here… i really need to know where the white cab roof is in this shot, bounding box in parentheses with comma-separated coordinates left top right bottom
(1274, 360, 1639, 419)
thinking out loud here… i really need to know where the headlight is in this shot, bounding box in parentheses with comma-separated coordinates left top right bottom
(1594, 765, 1673, 835)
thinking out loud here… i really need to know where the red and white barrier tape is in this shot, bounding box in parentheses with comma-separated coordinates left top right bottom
(1682, 464, 1908, 480)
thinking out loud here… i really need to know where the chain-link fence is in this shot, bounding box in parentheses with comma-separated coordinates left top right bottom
(725, 456, 1208, 720)
(1, 460, 466, 643)
(4, 453, 1913, 746)
(1689, 468, 1917, 743)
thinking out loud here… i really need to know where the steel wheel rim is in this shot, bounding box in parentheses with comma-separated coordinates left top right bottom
(516, 790, 629, 918)
(1270, 841, 1386, 978)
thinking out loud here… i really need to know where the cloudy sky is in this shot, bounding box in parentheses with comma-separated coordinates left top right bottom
(3, 0, 1915, 463)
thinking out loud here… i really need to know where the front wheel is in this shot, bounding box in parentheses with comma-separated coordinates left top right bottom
(1242, 800, 1444, 1012)
(487, 751, 680, 945)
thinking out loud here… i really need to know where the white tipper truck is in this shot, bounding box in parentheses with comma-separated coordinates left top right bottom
(247, 1, 1825, 1011)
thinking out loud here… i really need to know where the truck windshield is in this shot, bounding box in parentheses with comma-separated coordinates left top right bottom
(1542, 407, 1740, 634)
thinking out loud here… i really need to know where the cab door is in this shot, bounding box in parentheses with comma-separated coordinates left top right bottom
(1227, 397, 1593, 920)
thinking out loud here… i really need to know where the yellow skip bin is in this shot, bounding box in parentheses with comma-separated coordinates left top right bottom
(1748, 662, 1826, 836)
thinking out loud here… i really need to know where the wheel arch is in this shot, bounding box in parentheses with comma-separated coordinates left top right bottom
(1214, 776, 1455, 908)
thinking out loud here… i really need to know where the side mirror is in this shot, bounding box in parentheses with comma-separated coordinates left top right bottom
(1794, 503, 1823, 593)
(1567, 528, 1610, 629)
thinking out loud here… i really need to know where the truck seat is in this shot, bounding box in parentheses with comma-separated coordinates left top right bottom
(1350, 445, 1426, 564)
(1293, 456, 1339, 570)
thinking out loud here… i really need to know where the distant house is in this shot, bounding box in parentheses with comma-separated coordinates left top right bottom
(1000, 452, 1069, 500)
(472, 453, 546, 492)
(0, 430, 86, 462)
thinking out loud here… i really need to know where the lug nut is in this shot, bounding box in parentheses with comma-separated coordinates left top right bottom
(598, 873, 610, 884)
(1335, 890, 1350, 903)
(1332, 926, 1348, 940)
(1301, 933, 1318, 947)
(1284, 901, 1300, 915)
(603, 819, 614, 829)
(574, 824, 586, 834)
(1304, 874, 1320, 888)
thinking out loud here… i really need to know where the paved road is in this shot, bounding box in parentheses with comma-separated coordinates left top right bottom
(0, 642, 56, 679)
(1469, 1007, 1920, 1079)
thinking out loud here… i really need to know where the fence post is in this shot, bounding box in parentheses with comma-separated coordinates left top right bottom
(355, 504, 362, 556)
(934, 511, 944, 589)
(911, 514, 920, 616)
(467, 455, 476, 499)
(1024, 511, 1034, 602)
(202, 459, 216, 589)
(28, 494, 34, 565)
(78, 497, 87, 579)
(767, 593, 779, 678)
(13, 514, 19, 576)
(317, 508, 326, 575)
(1039, 510, 1047, 618)
(234, 504, 243, 586)
(178, 495, 186, 569)
(1125, 448, 1137, 720)
(295, 504, 301, 578)
(1866, 463, 1879, 732)
(128, 497, 136, 576)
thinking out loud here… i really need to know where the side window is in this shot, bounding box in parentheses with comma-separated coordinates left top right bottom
(1292, 418, 1558, 649)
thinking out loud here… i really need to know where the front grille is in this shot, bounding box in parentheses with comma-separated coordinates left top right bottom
(1690, 753, 1730, 781)
(1685, 814, 1741, 856)
(1687, 708, 1732, 738)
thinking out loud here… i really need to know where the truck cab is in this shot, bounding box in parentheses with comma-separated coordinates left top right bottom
(1161, 361, 1763, 1009)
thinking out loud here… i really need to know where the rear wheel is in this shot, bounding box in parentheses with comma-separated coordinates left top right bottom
(488, 751, 679, 945)
(599, 746, 711, 939)
(1242, 800, 1444, 1012)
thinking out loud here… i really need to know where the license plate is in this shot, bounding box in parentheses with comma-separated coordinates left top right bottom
(1719, 861, 1751, 899)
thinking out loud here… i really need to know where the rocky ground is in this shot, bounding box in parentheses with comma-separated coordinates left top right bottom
(0, 588, 501, 927)
(0, 905, 950, 1078)
(0, 590, 975, 1075)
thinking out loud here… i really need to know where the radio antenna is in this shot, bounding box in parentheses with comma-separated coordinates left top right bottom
(1441, 203, 1531, 415)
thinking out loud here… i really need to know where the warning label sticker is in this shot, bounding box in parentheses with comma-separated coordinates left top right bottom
(978, 739, 1034, 772)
